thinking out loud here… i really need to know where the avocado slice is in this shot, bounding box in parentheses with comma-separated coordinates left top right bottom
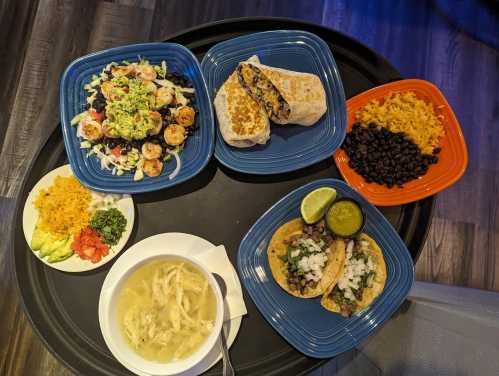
(39, 235, 68, 258)
(47, 237, 74, 263)
(31, 227, 50, 251)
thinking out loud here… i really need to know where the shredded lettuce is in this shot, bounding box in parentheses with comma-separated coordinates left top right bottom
(71, 111, 87, 126)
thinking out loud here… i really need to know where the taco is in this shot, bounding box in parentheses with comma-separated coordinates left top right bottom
(320, 233, 387, 317)
(267, 218, 345, 298)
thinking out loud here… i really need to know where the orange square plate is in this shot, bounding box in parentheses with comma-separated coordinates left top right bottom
(334, 79, 468, 206)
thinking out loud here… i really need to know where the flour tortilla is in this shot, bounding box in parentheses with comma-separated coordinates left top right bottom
(238, 61, 327, 126)
(267, 218, 346, 298)
(214, 55, 270, 148)
(320, 233, 387, 314)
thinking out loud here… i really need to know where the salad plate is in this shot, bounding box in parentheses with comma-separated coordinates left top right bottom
(60, 42, 214, 193)
(237, 178, 414, 358)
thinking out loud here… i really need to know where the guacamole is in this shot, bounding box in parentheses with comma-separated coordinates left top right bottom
(104, 77, 155, 140)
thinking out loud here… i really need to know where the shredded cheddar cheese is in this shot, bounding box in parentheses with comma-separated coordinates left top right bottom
(34, 176, 91, 239)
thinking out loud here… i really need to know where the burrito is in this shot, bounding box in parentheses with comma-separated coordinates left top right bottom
(320, 234, 387, 317)
(237, 60, 327, 126)
(214, 55, 270, 148)
(267, 218, 345, 298)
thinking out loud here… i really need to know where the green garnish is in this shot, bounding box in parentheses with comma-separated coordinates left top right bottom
(90, 208, 127, 246)
(330, 285, 357, 311)
(285, 245, 308, 274)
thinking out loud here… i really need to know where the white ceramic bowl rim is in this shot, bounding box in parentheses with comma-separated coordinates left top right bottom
(99, 252, 224, 376)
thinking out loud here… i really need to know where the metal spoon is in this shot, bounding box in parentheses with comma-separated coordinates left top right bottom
(213, 273, 235, 376)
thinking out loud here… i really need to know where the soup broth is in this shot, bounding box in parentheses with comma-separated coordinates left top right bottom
(117, 259, 217, 363)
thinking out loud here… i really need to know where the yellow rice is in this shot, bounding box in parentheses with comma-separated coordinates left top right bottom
(34, 176, 91, 239)
(356, 91, 444, 154)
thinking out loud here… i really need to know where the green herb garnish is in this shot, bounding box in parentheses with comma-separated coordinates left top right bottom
(90, 208, 127, 246)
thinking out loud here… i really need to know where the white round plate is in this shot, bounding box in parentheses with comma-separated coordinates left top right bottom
(99, 233, 243, 376)
(22, 164, 134, 272)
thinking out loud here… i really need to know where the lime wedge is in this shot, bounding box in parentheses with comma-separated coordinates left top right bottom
(301, 187, 337, 224)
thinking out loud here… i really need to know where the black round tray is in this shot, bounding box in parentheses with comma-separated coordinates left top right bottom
(13, 17, 434, 376)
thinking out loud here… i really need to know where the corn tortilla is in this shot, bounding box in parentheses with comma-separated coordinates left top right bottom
(320, 233, 387, 314)
(267, 218, 345, 298)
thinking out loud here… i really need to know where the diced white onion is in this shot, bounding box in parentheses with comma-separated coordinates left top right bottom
(153, 79, 195, 93)
(167, 150, 181, 180)
(101, 156, 110, 170)
(77, 123, 83, 137)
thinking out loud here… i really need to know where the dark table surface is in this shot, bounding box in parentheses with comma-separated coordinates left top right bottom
(0, 1, 498, 375)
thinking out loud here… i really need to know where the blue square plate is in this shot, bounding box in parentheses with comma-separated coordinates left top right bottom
(237, 178, 414, 358)
(60, 43, 214, 193)
(201, 30, 346, 175)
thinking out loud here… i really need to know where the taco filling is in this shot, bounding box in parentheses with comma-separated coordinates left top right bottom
(280, 220, 334, 295)
(327, 239, 376, 317)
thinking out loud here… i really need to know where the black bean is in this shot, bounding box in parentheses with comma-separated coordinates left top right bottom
(158, 106, 170, 117)
(340, 122, 441, 188)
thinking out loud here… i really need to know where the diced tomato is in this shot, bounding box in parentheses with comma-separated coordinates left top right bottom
(72, 227, 109, 263)
(82, 246, 96, 258)
(111, 146, 122, 158)
(90, 110, 105, 123)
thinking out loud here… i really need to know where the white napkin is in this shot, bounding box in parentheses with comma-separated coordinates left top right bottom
(194, 245, 247, 320)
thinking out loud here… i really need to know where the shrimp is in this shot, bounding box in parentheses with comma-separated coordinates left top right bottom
(143, 159, 163, 177)
(175, 106, 196, 127)
(100, 81, 115, 100)
(142, 80, 157, 94)
(155, 87, 173, 108)
(137, 64, 157, 81)
(111, 65, 134, 77)
(164, 124, 186, 146)
(81, 120, 103, 141)
(148, 111, 162, 135)
(141, 142, 162, 160)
